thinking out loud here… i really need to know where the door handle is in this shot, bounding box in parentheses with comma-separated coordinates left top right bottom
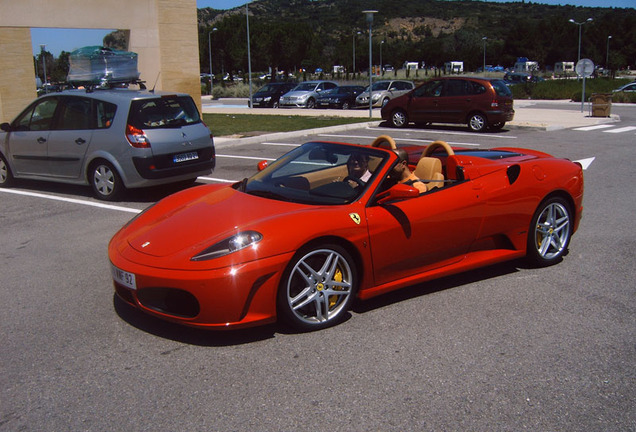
(37, 137, 47, 144)
(75, 138, 86, 145)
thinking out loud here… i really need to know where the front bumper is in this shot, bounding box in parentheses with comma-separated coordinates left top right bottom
(110, 250, 294, 329)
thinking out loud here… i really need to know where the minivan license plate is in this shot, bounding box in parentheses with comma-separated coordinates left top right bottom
(173, 151, 199, 163)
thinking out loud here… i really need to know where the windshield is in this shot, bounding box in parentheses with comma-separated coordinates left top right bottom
(240, 142, 388, 205)
(257, 84, 278, 93)
(371, 82, 390, 91)
(293, 82, 318, 91)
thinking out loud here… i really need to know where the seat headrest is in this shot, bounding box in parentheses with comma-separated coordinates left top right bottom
(415, 157, 442, 179)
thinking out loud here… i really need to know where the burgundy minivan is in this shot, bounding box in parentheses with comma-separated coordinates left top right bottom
(381, 77, 514, 132)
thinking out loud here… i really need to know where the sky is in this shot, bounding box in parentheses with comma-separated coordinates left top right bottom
(33, 0, 634, 57)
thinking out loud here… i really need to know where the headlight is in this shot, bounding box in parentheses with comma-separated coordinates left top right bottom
(371, 94, 381, 102)
(298, 94, 309, 101)
(264, 96, 271, 102)
(191, 231, 263, 261)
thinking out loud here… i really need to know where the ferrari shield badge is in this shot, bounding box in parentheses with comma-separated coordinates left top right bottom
(349, 213, 361, 225)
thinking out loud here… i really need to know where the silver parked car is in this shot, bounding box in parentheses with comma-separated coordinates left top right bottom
(0, 89, 215, 200)
(355, 80, 415, 108)
(278, 81, 338, 109)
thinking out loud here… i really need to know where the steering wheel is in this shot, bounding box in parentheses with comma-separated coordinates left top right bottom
(343, 175, 365, 188)
(371, 135, 397, 150)
(422, 140, 454, 157)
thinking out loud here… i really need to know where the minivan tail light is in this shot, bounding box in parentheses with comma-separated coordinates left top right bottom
(126, 124, 151, 148)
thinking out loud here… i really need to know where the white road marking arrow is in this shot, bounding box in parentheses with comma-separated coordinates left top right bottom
(574, 157, 595, 170)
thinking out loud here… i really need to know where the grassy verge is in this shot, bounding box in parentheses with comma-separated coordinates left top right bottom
(203, 113, 372, 137)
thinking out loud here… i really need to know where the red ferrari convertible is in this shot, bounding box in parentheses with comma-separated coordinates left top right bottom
(109, 136, 584, 331)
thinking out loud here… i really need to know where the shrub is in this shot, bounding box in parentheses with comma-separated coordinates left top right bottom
(511, 78, 634, 102)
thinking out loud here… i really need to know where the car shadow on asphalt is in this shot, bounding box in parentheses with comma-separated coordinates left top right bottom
(112, 260, 530, 345)
(113, 294, 279, 346)
(352, 260, 523, 314)
(377, 120, 511, 134)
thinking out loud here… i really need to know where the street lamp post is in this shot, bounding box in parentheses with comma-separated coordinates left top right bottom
(246, 3, 253, 109)
(569, 18, 593, 63)
(606, 35, 612, 74)
(482, 37, 487, 73)
(208, 27, 217, 95)
(380, 40, 384, 76)
(352, 31, 361, 75)
(40, 44, 47, 93)
(362, 10, 377, 118)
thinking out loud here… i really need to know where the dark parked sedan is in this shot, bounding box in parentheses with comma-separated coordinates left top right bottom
(315, 86, 366, 109)
(249, 82, 297, 108)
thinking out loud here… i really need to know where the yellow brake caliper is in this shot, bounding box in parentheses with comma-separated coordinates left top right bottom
(329, 268, 343, 309)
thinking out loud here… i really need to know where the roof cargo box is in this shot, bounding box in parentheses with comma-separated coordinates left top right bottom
(67, 46, 139, 84)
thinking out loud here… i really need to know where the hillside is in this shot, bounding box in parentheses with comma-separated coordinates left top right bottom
(197, 0, 636, 75)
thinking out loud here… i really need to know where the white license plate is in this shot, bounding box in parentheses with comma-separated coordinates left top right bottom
(111, 264, 136, 290)
(173, 151, 199, 163)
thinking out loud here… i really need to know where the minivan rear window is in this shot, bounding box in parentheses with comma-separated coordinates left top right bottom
(128, 96, 201, 129)
(491, 80, 512, 98)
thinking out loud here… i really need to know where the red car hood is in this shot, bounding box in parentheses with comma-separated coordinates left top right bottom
(126, 185, 304, 258)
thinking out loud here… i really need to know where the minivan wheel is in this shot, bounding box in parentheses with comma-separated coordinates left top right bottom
(90, 160, 123, 201)
(0, 154, 14, 187)
(390, 109, 408, 128)
(468, 113, 488, 132)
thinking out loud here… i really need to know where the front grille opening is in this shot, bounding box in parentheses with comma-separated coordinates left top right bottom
(115, 283, 136, 305)
(137, 287, 200, 318)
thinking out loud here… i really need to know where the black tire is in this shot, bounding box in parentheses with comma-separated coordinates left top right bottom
(277, 244, 357, 331)
(89, 160, 124, 201)
(0, 154, 14, 187)
(390, 109, 409, 128)
(342, 101, 350, 110)
(526, 196, 572, 267)
(306, 98, 315, 109)
(381, 97, 390, 107)
(468, 112, 488, 132)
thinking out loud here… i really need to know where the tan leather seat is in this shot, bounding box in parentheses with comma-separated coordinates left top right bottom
(414, 157, 444, 190)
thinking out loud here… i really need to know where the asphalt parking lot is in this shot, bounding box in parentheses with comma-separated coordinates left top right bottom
(1, 102, 634, 431)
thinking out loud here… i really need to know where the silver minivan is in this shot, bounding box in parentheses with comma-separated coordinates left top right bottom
(0, 89, 215, 200)
(355, 80, 415, 108)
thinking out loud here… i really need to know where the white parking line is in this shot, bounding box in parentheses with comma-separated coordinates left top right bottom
(261, 142, 301, 147)
(0, 188, 142, 214)
(604, 126, 636, 134)
(573, 125, 614, 131)
(574, 157, 595, 170)
(216, 154, 276, 161)
(198, 177, 237, 183)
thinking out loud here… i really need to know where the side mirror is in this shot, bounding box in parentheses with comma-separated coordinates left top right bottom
(376, 183, 420, 204)
(1, 123, 12, 132)
(257, 160, 268, 171)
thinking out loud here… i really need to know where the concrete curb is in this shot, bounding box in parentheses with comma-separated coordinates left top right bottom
(207, 97, 622, 147)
